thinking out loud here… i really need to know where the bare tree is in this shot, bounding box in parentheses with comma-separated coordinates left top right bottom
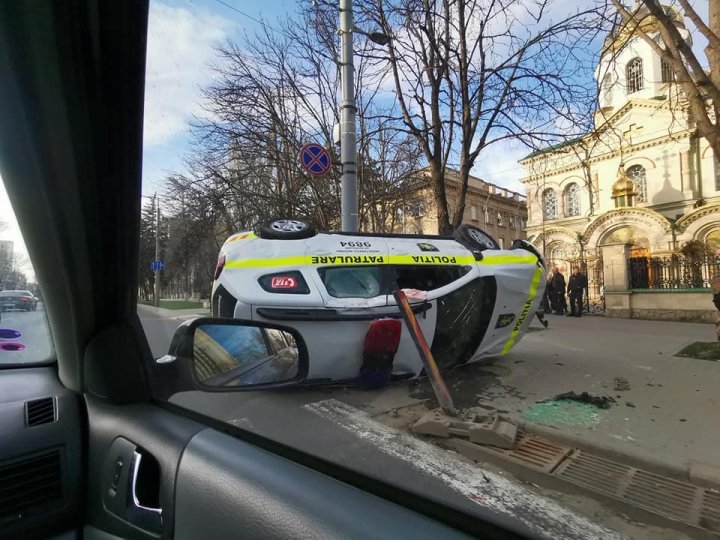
(364, 0, 608, 233)
(156, 7, 421, 297)
(610, 0, 720, 162)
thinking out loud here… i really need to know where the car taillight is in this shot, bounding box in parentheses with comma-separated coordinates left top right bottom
(363, 319, 402, 355)
(214, 255, 226, 280)
(359, 319, 402, 390)
(19, 297, 29, 302)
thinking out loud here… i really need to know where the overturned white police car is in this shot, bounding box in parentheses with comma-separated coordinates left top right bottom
(211, 218, 546, 384)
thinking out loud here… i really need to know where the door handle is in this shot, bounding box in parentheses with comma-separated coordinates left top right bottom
(126, 450, 163, 533)
(131, 451, 162, 515)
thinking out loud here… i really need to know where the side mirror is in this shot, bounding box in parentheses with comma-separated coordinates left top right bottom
(152, 318, 308, 399)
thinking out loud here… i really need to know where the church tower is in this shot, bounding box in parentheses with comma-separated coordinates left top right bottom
(594, 3, 691, 123)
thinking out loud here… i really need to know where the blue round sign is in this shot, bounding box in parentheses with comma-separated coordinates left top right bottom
(299, 144, 332, 176)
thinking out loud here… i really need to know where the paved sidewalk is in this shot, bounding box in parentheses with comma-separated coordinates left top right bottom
(472, 315, 720, 484)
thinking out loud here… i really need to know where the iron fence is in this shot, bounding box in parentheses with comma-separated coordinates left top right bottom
(628, 254, 719, 290)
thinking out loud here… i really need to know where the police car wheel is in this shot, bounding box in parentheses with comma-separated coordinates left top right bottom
(453, 224, 499, 251)
(256, 218, 317, 240)
(510, 239, 545, 266)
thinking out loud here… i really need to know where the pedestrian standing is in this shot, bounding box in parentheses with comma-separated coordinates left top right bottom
(567, 267, 588, 317)
(712, 255, 720, 341)
(551, 267, 566, 315)
(542, 271, 553, 314)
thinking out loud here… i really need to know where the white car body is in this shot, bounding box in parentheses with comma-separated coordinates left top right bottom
(212, 231, 545, 382)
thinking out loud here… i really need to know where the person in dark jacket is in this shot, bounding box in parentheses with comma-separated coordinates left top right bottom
(567, 267, 588, 317)
(541, 272, 553, 314)
(550, 267, 566, 315)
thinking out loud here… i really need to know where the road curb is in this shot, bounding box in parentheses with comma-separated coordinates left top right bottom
(517, 419, 720, 491)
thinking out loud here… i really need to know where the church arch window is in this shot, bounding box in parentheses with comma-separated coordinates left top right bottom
(661, 58, 674, 83)
(626, 164, 647, 202)
(543, 188, 557, 220)
(564, 183, 581, 217)
(626, 57, 643, 94)
(601, 73, 613, 106)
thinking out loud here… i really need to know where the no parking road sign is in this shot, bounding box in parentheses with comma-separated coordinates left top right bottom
(299, 143, 332, 177)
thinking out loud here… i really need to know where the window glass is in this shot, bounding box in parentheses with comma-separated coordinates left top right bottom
(661, 58, 674, 83)
(565, 183, 581, 216)
(319, 266, 383, 298)
(135, 1, 703, 536)
(601, 73, 612, 106)
(395, 265, 470, 291)
(0, 180, 53, 365)
(626, 57, 643, 94)
(626, 164, 647, 202)
(430, 277, 497, 368)
(543, 188, 557, 219)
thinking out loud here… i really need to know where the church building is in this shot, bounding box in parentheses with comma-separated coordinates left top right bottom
(520, 4, 720, 320)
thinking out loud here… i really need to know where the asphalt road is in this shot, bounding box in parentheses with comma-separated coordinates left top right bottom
(136, 304, 703, 538)
(0, 304, 53, 365)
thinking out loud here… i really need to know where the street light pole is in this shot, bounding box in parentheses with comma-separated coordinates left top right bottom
(154, 194, 161, 307)
(339, 0, 358, 232)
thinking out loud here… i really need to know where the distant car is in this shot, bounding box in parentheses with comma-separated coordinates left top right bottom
(211, 218, 546, 383)
(0, 290, 39, 311)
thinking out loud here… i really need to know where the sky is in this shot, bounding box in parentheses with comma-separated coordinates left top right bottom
(0, 0, 711, 278)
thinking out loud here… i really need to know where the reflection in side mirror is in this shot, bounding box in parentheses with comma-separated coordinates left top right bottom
(192, 323, 300, 388)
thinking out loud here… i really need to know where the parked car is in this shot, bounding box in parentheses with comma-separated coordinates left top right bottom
(211, 218, 546, 383)
(0, 289, 39, 311)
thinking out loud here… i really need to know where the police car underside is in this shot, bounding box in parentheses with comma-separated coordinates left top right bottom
(213, 232, 545, 383)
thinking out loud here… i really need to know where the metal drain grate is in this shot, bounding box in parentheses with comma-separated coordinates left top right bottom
(555, 452, 631, 496)
(486, 435, 571, 473)
(554, 450, 720, 531)
(624, 470, 698, 520)
(701, 490, 720, 530)
(445, 431, 720, 534)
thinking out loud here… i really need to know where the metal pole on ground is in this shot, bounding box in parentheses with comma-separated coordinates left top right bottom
(154, 194, 161, 307)
(339, 0, 358, 232)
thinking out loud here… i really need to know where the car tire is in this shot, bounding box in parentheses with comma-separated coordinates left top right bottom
(255, 218, 317, 240)
(452, 224, 499, 251)
(510, 239, 545, 267)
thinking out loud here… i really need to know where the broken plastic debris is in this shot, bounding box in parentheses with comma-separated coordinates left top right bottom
(613, 377, 631, 391)
(544, 391, 616, 409)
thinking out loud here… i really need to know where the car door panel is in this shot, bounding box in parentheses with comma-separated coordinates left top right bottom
(84, 397, 204, 540)
(0, 367, 81, 540)
(174, 428, 470, 540)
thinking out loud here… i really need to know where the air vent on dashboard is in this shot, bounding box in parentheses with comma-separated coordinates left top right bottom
(0, 449, 63, 522)
(25, 397, 56, 427)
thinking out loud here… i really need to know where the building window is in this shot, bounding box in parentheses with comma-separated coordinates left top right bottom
(601, 73, 612, 107)
(484, 207, 490, 224)
(409, 202, 424, 218)
(498, 238, 504, 249)
(661, 58, 674, 83)
(543, 189, 557, 220)
(626, 57, 643, 94)
(508, 215, 515, 229)
(564, 183, 581, 217)
(470, 205, 478, 221)
(497, 212, 503, 226)
(626, 164, 647, 202)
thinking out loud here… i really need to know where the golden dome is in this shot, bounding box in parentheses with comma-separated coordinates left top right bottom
(612, 167, 637, 198)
